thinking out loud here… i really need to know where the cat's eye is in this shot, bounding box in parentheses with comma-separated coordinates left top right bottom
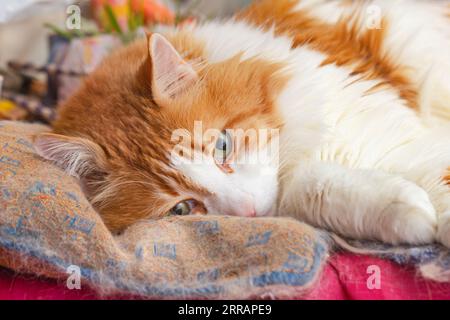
(169, 201, 191, 216)
(169, 199, 204, 216)
(214, 130, 233, 165)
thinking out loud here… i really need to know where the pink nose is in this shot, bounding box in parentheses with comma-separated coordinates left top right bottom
(236, 201, 256, 217)
(241, 209, 256, 217)
(221, 194, 256, 217)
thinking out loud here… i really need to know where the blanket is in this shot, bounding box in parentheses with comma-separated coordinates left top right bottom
(0, 121, 329, 299)
(0, 120, 448, 299)
(334, 236, 450, 283)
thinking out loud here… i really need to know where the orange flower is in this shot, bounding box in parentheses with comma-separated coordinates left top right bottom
(92, 0, 130, 32)
(92, 0, 176, 32)
(131, 0, 175, 25)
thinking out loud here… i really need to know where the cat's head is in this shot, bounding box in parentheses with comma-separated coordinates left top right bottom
(34, 33, 286, 232)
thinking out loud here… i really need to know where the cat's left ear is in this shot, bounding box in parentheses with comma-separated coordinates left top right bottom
(149, 33, 198, 104)
(33, 133, 108, 178)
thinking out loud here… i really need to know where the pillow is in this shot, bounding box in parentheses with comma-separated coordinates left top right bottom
(0, 120, 329, 298)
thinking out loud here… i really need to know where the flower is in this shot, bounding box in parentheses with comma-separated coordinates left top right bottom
(130, 0, 175, 25)
(92, 0, 130, 32)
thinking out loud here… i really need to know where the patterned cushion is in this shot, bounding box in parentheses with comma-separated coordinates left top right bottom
(0, 120, 328, 298)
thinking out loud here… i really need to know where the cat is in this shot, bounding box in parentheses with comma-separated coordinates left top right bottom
(34, 0, 450, 247)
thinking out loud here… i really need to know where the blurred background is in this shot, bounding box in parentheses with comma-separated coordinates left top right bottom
(0, 0, 251, 122)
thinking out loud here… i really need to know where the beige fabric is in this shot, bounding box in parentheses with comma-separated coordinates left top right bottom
(0, 121, 328, 298)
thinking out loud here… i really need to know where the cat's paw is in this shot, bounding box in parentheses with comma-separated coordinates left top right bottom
(437, 211, 450, 248)
(380, 182, 437, 245)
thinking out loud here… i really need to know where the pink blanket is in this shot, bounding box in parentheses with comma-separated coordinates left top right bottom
(2, 252, 449, 300)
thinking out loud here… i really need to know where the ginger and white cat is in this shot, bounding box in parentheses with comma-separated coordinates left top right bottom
(34, 0, 450, 247)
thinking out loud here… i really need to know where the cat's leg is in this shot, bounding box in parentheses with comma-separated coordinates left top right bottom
(390, 137, 450, 247)
(408, 177, 450, 248)
(278, 162, 437, 245)
(418, 183, 450, 247)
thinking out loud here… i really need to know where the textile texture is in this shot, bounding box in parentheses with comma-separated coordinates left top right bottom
(0, 121, 328, 299)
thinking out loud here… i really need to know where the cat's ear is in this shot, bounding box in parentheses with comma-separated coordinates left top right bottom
(33, 133, 108, 178)
(148, 33, 198, 103)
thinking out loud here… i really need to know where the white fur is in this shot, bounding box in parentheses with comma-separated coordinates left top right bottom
(171, 137, 279, 217)
(173, 1, 450, 246)
(279, 162, 437, 245)
(294, 0, 450, 124)
(34, 135, 100, 177)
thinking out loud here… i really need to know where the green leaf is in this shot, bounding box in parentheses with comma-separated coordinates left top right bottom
(44, 23, 73, 40)
(135, 11, 144, 28)
(104, 4, 123, 34)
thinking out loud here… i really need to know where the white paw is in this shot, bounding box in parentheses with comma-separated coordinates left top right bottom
(437, 211, 450, 248)
(380, 182, 437, 245)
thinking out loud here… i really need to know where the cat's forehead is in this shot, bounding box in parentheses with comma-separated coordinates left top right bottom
(160, 61, 286, 128)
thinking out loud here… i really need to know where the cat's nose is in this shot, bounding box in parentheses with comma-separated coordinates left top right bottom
(237, 200, 256, 217)
(236, 208, 256, 217)
(244, 209, 256, 217)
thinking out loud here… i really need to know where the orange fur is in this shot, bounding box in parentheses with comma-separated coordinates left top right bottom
(45, 1, 448, 232)
(51, 37, 285, 232)
(237, 0, 419, 109)
(238, 0, 450, 191)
